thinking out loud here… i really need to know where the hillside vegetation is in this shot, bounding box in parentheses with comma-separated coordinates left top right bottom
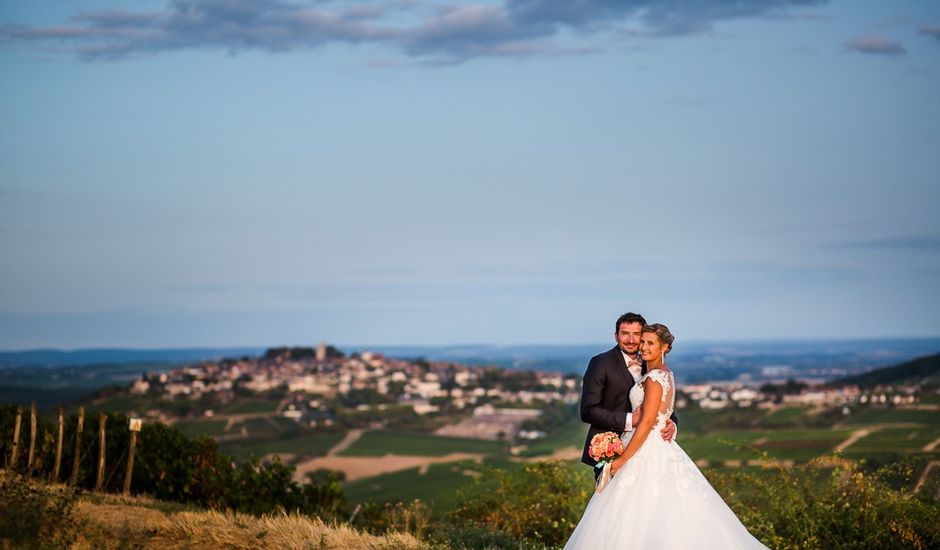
(2, 444, 939, 549)
(2, 350, 939, 548)
(0, 405, 348, 520)
(834, 352, 940, 388)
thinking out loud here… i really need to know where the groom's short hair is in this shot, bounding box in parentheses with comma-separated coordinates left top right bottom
(615, 312, 647, 332)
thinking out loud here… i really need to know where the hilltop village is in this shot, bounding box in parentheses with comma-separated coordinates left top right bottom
(124, 344, 577, 441)
(113, 344, 930, 444)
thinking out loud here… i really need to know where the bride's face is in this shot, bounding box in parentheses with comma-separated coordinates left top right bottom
(640, 332, 668, 363)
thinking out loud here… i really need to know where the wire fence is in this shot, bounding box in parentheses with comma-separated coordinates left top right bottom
(2, 403, 141, 496)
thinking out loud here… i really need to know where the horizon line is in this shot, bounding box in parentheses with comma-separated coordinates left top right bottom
(2, 335, 940, 354)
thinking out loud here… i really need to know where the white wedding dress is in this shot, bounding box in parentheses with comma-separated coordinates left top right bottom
(564, 369, 769, 549)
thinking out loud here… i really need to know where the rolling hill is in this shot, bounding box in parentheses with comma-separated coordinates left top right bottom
(833, 352, 940, 388)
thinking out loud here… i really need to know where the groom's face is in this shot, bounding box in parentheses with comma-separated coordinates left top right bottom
(616, 322, 644, 356)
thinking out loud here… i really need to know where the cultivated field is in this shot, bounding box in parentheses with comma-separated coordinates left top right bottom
(339, 431, 508, 457)
(145, 400, 940, 517)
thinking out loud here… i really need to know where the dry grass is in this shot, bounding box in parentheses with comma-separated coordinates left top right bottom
(70, 493, 428, 549)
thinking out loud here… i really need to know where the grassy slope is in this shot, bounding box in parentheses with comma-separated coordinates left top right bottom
(69, 491, 427, 549)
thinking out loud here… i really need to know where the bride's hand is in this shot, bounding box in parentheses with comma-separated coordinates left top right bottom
(610, 457, 625, 477)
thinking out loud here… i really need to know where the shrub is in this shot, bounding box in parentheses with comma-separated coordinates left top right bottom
(708, 455, 940, 549)
(428, 523, 526, 550)
(350, 499, 432, 540)
(0, 472, 79, 548)
(134, 421, 236, 507)
(0, 405, 349, 522)
(448, 460, 592, 548)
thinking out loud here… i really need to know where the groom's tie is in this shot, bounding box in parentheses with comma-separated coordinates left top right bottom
(627, 359, 642, 382)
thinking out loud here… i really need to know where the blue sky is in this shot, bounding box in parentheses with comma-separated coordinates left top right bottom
(1, 0, 938, 349)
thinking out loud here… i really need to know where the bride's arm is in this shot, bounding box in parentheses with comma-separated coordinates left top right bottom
(610, 377, 663, 475)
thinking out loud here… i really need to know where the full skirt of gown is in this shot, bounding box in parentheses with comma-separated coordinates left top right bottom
(564, 430, 769, 549)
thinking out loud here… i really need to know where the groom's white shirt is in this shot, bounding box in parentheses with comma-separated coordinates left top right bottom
(621, 349, 642, 432)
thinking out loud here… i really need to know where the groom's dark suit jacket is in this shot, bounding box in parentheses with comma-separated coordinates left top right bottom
(580, 346, 679, 467)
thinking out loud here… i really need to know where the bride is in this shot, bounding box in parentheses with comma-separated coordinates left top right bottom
(564, 323, 769, 549)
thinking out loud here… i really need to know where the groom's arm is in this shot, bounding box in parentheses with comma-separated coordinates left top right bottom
(580, 356, 627, 432)
(660, 410, 680, 441)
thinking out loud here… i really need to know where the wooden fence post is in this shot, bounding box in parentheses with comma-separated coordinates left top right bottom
(27, 401, 37, 471)
(52, 407, 64, 482)
(9, 406, 22, 469)
(69, 406, 85, 486)
(95, 413, 107, 492)
(123, 418, 142, 496)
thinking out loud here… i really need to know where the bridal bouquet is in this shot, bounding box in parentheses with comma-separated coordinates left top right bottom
(590, 432, 624, 493)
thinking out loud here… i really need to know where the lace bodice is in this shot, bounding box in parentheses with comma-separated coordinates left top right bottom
(628, 368, 675, 428)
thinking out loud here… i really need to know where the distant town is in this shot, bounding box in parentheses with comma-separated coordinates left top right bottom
(117, 343, 930, 445)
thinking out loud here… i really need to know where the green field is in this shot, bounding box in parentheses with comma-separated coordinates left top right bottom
(758, 428, 851, 441)
(756, 428, 855, 460)
(664, 407, 757, 435)
(517, 417, 585, 457)
(174, 418, 228, 438)
(218, 399, 280, 414)
(843, 426, 940, 454)
(219, 430, 346, 461)
(345, 461, 477, 515)
(85, 394, 158, 414)
(85, 392, 222, 418)
(679, 428, 855, 462)
(516, 410, 867, 463)
(344, 457, 524, 517)
(233, 416, 302, 438)
(271, 416, 301, 431)
(756, 406, 810, 427)
(339, 431, 508, 457)
(680, 431, 763, 461)
(840, 407, 938, 425)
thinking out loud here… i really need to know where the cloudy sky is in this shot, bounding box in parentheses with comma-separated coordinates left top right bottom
(1, 0, 938, 349)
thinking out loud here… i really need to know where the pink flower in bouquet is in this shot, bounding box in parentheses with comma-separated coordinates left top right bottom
(590, 431, 624, 464)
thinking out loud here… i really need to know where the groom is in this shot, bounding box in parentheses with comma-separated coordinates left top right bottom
(580, 312, 678, 478)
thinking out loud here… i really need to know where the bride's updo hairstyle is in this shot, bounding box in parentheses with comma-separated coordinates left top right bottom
(642, 323, 675, 354)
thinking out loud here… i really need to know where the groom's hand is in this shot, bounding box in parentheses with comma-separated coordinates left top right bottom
(660, 419, 676, 442)
(631, 408, 642, 428)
